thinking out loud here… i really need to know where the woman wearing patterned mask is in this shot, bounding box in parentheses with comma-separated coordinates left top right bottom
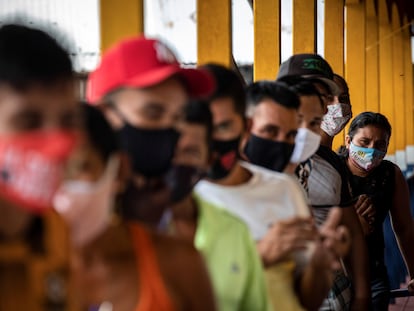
(341, 112, 414, 310)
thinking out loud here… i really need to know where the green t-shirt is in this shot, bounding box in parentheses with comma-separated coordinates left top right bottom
(193, 194, 272, 311)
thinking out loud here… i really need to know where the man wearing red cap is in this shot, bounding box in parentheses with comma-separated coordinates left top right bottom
(87, 36, 214, 224)
(80, 36, 217, 311)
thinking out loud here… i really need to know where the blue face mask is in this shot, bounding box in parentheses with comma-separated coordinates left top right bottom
(348, 142, 385, 171)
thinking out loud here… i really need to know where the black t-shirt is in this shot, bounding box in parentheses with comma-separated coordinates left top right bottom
(340, 156, 396, 266)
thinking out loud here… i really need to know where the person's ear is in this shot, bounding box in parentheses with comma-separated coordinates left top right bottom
(345, 135, 351, 149)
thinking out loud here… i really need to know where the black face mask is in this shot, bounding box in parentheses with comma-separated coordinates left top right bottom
(118, 124, 180, 178)
(208, 137, 241, 180)
(164, 165, 206, 203)
(244, 134, 295, 172)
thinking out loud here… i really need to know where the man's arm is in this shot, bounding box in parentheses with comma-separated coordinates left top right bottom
(156, 234, 217, 311)
(297, 207, 351, 311)
(341, 205, 371, 310)
(296, 245, 335, 311)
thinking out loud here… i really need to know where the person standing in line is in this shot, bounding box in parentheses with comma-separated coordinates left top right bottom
(164, 99, 272, 311)
(341, 112, 414, 311)
(0, 22, 81, 311)
(277, 57, 371, 311)
(196, 66, 350, 311)
(82, 35, 218, 311)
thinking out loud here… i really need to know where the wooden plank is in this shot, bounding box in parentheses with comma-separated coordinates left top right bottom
(345, 2, 366, 131)
(378, 0, 396, 159)
(253, 0, 281, 81)
(293, 0, 316, 53)
(100, 0, 144, 52)
(324, 0, 344, 75)
(325, 0, 345, 150)
(197, 0, 232, 67)
(391, 5, 406, 170)
(365, 0, 379, 113)
(403, 17, 414, 167)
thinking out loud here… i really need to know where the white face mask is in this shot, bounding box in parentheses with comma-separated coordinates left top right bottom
(321, 103, 352, 137)
(53, 156, 119, 247)
(290, 128, 321, 164)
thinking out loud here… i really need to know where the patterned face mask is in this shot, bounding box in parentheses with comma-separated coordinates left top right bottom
(321, 103, 352, 137)
(348, 142, 385, 172)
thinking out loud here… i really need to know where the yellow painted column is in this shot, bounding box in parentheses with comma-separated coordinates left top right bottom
(365, 0, 379, 113)
(293, 0, 316, 53)
(378, 0, 395, 162)
(100, 0, 144, 52)
(197, 0, 232, 67)
(324, 0, 344, 75)
(324, 0, 345, 151)
(403, 17, 414, 171)
(391, 5, 406, 171)
(345, 1, 366, 129)
(253, 0, 281, 81)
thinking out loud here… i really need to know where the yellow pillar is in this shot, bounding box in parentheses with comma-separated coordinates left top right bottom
(293, 0, 316, 53)
(253, 0, 281, 81)
(345, 1, 366, 129)
(197, 0, 232, 67)
(100, 0, 144, 52)
(365, 0, 379, 113)
(391, 5, 406, 170)
(378, 0, 395, 161)
(403, 17, 414, 169)
(324, 0, 344, 75)
(324, 0, 345, 151)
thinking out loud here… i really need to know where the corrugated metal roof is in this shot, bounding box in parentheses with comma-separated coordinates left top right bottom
(0, 0, 100, 72)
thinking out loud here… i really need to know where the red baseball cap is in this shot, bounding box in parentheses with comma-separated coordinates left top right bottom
(87, 36, 215, 104)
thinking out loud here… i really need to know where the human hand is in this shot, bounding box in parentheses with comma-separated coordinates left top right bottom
(355, 194, 375, 225)
(258, 217, 318, 267)
(314, 207, 351, 271)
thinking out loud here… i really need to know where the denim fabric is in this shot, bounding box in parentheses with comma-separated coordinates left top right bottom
(371, 263, 390, 311)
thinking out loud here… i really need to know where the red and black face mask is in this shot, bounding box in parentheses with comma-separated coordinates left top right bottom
(207, 137, 241, 180)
